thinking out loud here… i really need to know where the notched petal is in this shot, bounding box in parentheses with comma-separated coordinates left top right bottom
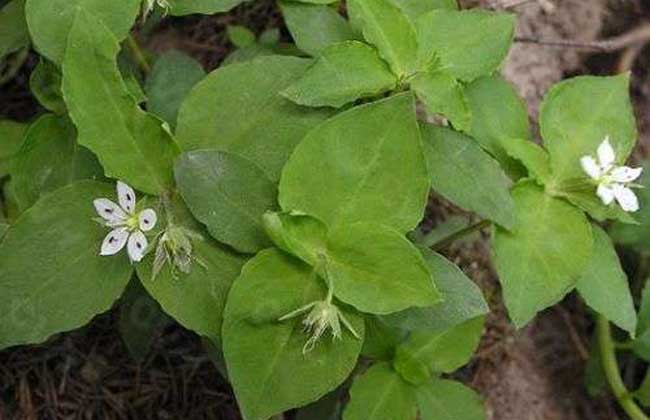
(613, 184, 639, 212)
(94, 198, 127, 223)
(597, 137, 616, 169)
(580, 156, 601, 179)
(139, 208, 158, 232)
(117, 181, 137, 213)
(611, 166, 643, 183)
(100, 227, 129, 256)
(127, 230, 148, 262)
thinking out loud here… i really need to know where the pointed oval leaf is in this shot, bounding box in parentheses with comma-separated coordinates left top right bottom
(411, 70, 471, 132)
(326, 222, 440, 315)
(168, 0, 247, 15)
(175, 150, 277, 253)
(464, 76, 530, 173)
(145, 50, 206, 129)
(282, 41, 397, 108)
(422, 125, 515, 229)
(416, 10, 515, 81)
(347, 0, 418, 77)
(176, 55, 332, 182)
(540, 75, 637, 185)
(382, 250, 488, 332)
(12, 114, 104, 211)
(576, 225, 636, 336)
(62, 10, 179, 195)
(223, 249, 364, 420)
(0, 0, 29, 59)
(281, 2, 359, 56)
(30, 59, 66, 114)
(416, 379, 485, 420)
(0, 119, 28, 177)
(492, 181, 593, 327)
(500, 137, 551, 185)
(0, 181, 133, 349)
(25, 0, 140, 64)
(263, 211, 328, 267)
(279, 93, 429, 233)
(343, 362, 417, 420)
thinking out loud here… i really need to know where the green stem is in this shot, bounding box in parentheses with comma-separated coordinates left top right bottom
(431, 219, 492, 251)
(597, 315, 649, 420)
(0, 47, 29, 85)
(126, 34, 151, 74)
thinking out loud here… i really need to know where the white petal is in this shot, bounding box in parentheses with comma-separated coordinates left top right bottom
(580, 156, 601, 179)
(596, 184, 615, 205)
(597, 137, 616, 169)
(117, 181, 137, 214)
(100, 227, 129, 256)
(94, 198, 127, 223)
(138, 208, 158, 232)
(610, 166, 643, 183)
(613, 184, 640, 212)
(127, 230, 148, 262)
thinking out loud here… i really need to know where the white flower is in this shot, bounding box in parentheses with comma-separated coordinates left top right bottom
(580, 137, 643, 212)
(142, 0, 170, 19)
(94, 181, 158, 262)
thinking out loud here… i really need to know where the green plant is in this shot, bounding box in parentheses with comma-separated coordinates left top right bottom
(0, 0, 646, 419)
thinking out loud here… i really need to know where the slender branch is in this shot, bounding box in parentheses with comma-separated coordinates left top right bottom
(516, 22, 650, 52)
(597, 315, 649, 420)
(0, 47, 29, 86)
(126, 34, 151, 74)
(431, 219, 491, 252)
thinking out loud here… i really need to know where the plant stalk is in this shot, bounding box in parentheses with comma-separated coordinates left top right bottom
(431, 219, 492, 251)
(597, 315, 649, 420)
(126, 34, 151, 74)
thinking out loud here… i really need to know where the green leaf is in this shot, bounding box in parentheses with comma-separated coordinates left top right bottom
(361, 315, 407, 360)
(118, 278, 171, 362)
(0, 0, 29, 59)
(175, 150, 277, 253)
(411, 71, 470, 132)
(633, 280, 650, 361)
(343, 363, 417, 420)
(348, 0, 417, 77)
(576, 225, 636, 335)
(223, 248, 364, 420)
(422, 125, 515, 229)
(610, 165, 650, 251)
(492, 182, 593, 327)
(584, 336, 607, 397)
(394, 317, 484, 382)
(464, 76, 530, 172)
(279, 93, 429, 233)
(540, 75, 637, 185)
(227, 25, 256, 48)
(62, 9, 179, 195)
(635, 368, 650, 408)
(263, 211, 328, 267)
(136, 222, 246, 343)
(0, 181, 133, 349)
(295, 390, 343, 420)
(281, 2, 358, 56)
(168, 0, 247, 15)
(391, 0, 458, 22)
(0, 119, 27, 177)
(29, 59, 66, 114)
(382, 250, 488, 332)
(416, 10, 515, 81)
(0, 222, 7, 238)
(282, 41, 397, 108)
(416, 379, 485, 420)
(500, 138, 551, 184)
(327, 222, 440, 314)
(12, 114, 103, 211)
(25, 0, 140, 64)
(145, 50, 206, 129)
(176, 55, 332, 182)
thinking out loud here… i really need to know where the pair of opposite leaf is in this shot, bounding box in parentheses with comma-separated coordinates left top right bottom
(282, 0, 514, 133)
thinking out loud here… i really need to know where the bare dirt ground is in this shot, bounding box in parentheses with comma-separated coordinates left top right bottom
(1, 0, 650, 419)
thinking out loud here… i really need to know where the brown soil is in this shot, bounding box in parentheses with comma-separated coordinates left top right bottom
(2, 0, 650, 419)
